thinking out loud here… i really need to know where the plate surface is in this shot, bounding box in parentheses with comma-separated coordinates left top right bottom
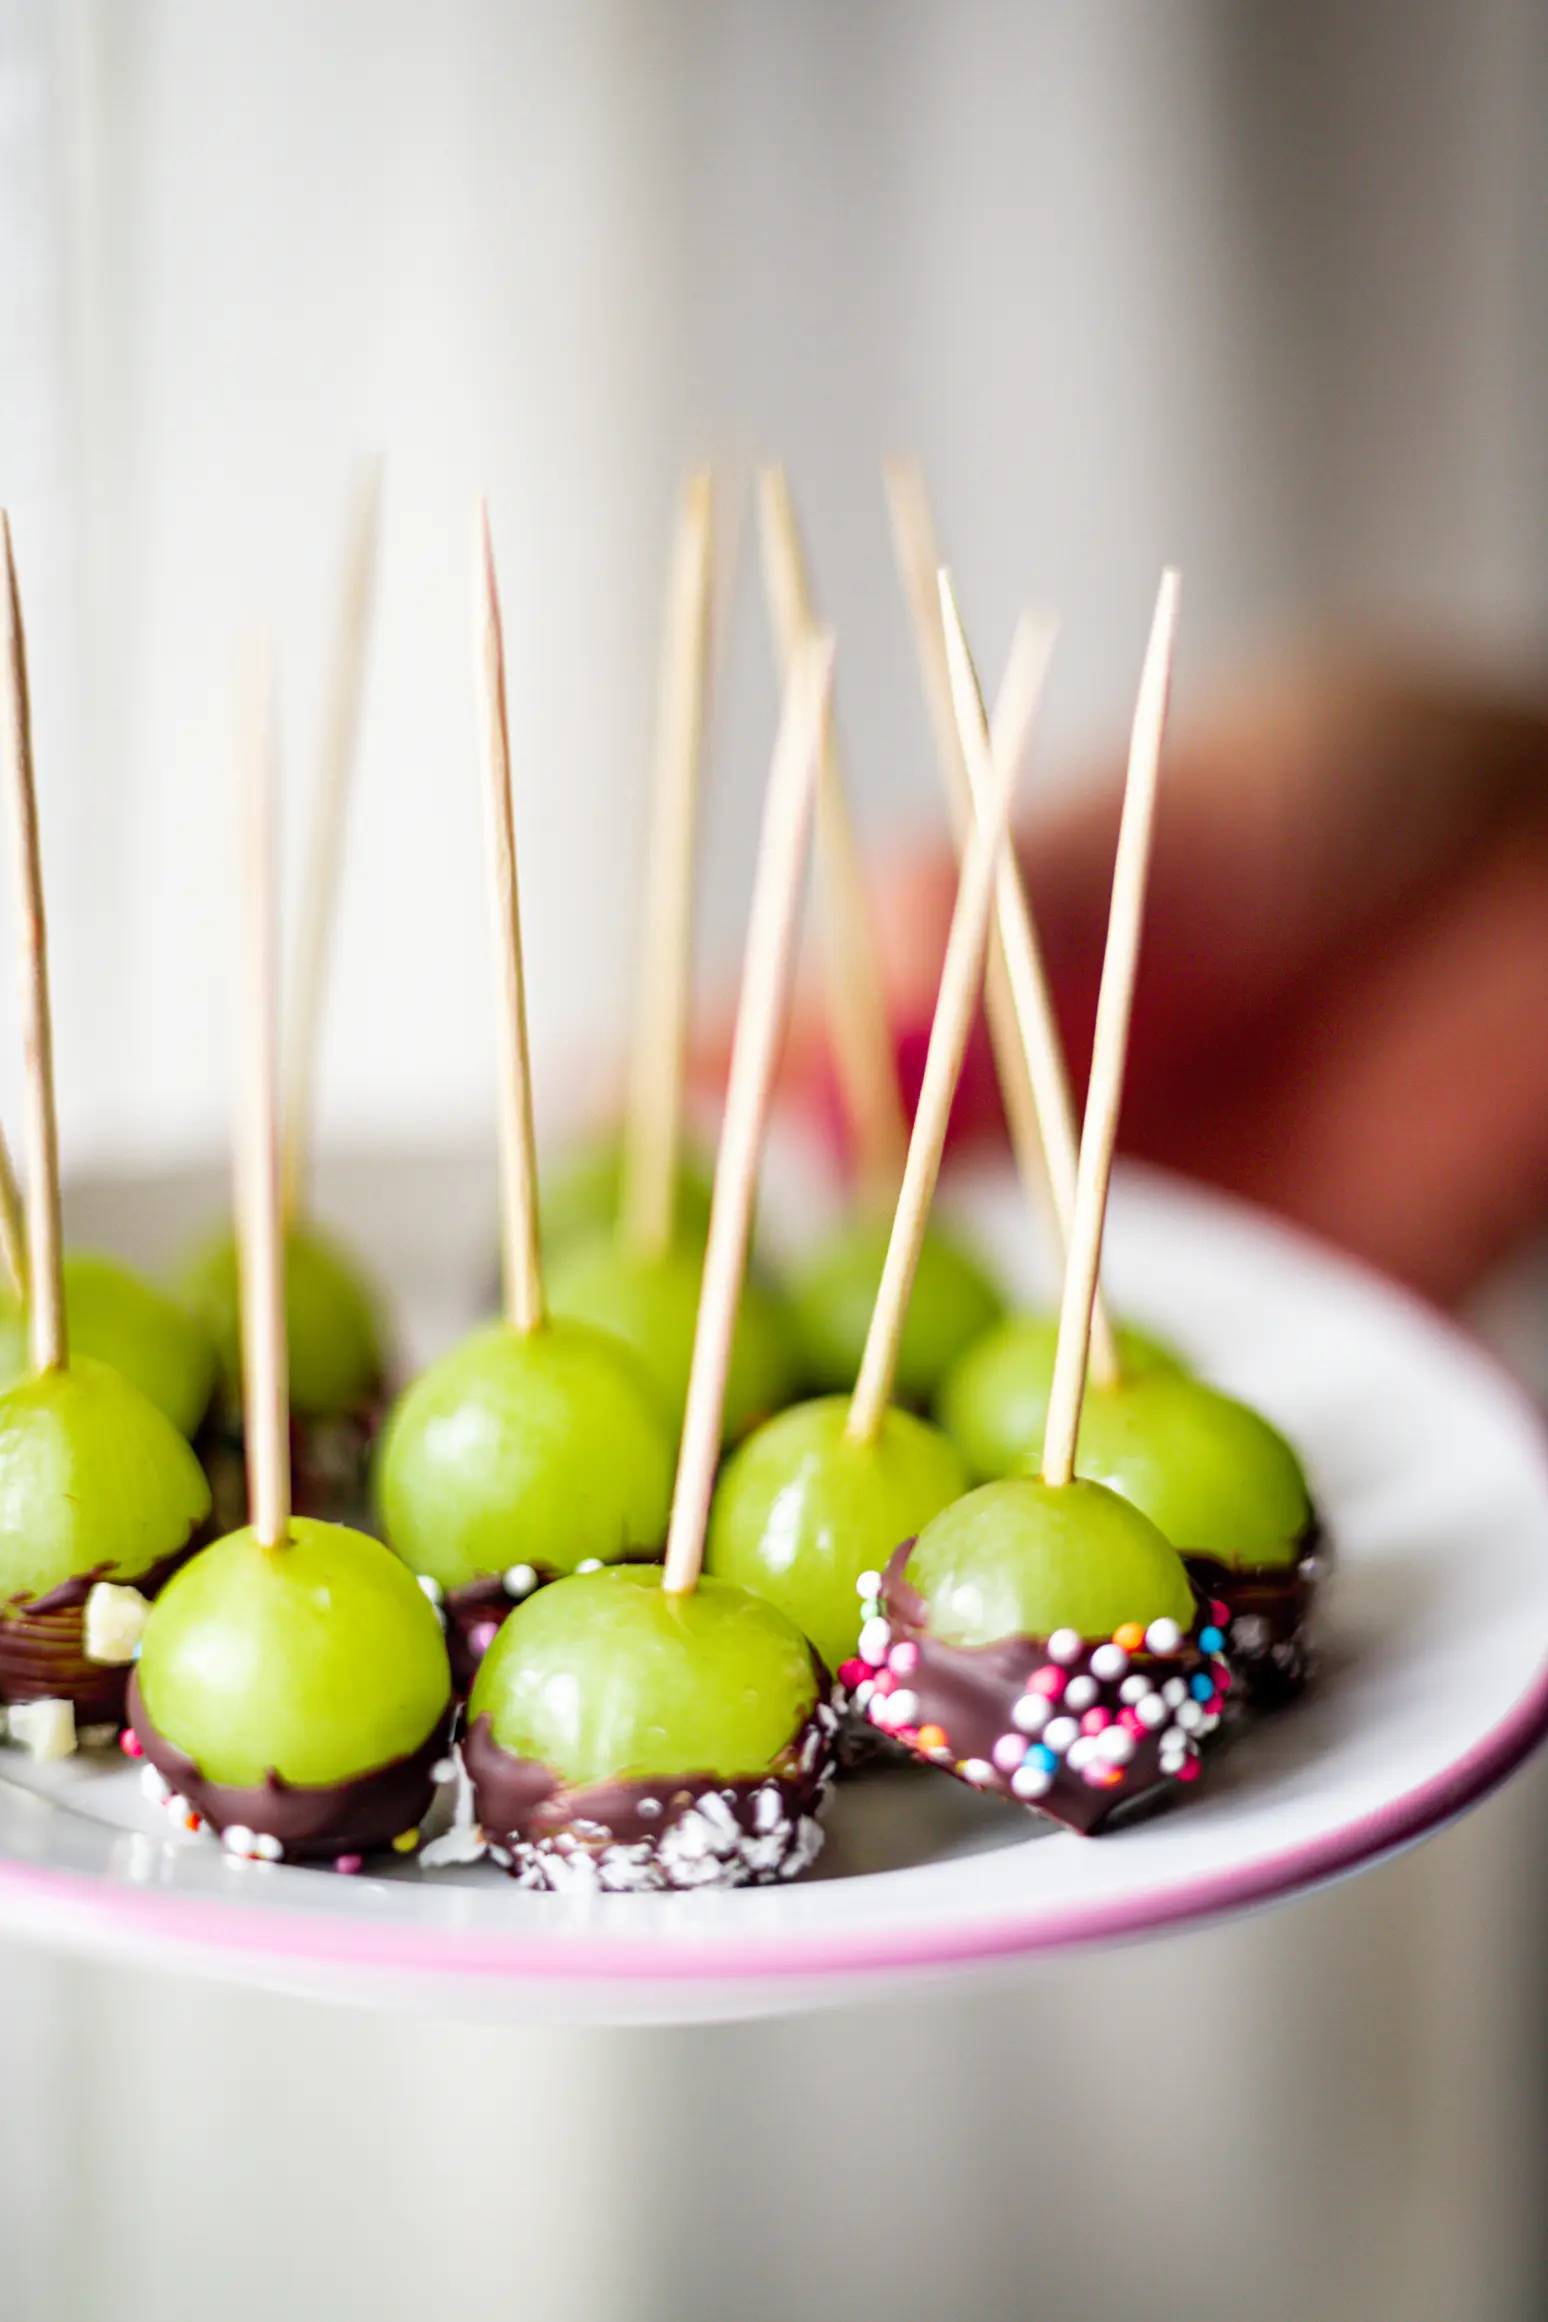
(6, 1152, 1547, 2025)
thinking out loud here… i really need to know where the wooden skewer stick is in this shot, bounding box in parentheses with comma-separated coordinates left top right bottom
(0, 516, 65, 1375)
(662, 637, 836, 1596)
(280, 458, 384, 1220)
(236, 645, 292, 1548)
(0, 1123, 27, 1302)
(937, 575, 1122, 1392)
(619, 470, 716, 1260)
(882, 456, 1052, 1235)
(1041, 572, 1180, 1490)
(846, 620, 1050, 1446)
(756, 466, 909, 1212)
(474, 503, 545, 1336)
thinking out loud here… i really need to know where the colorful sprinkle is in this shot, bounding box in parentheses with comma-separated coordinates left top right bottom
(1047, 1628, 1083, 1665)
(1114, 1622, 1145, 1653)
(1079, 1707, 1111, 1736)
(857, 1617, 892, 1668)
(1190, 1673, 1215, 1701)
(392, 1828, 420, 1854)
(888, 1641, 919, 1677)
(335, 1855, 364, 1875)
(120, 1729, 144, 1759)
(1028, 1666, 1066, 1699)
(469, 1620, 500, 1657)
(1199, 1626, 1225, 1655)
(916, 1723, 948, 1754)
(993, 1733, 1027, 1774)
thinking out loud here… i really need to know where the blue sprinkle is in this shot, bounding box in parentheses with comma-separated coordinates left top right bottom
(1190, 1672, 1215, 1701)
(1029, 1744, 1057, 1773)
(1199, 1625, 1224, 1654)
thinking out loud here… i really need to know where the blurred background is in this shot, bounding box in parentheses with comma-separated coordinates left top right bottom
(2, 3, 1548, 2317)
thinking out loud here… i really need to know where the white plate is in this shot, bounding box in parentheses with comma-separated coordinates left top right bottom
(5, 1153, 1545, 2026)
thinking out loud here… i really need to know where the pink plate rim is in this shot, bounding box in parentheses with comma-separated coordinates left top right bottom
(1, 1650, 1544, 1990)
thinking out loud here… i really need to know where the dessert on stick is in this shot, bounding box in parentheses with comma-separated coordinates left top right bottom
(130, 647, 452, 1866)
(375, 508, 674, 1686)
(758, 466, 1003, 1404)
(463, 637, 840, 1890)
(706, 613, 1052, 1681)
(0, 516, 211, 1740)
(854, 573, 1235, 1833)
(181, 465, 392, 1527)
(547, 472, 798, 1441)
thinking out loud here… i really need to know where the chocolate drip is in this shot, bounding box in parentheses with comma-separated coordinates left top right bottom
(128, 1673, 453, 1862)
(464, 1670, 838, 1890)
(0, 1529, 206, 1722)
(1185, 1510, 1327, 1707)
(855, 1539, 1230, 1837)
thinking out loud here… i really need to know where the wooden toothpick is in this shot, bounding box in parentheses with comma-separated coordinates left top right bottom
(619, 470, 715, 1260)
(474, 501, 545, 1336)
(0, 1123, 26, 1303)
(883, 456, 1052, 1229)
(662, 637, 835, 1596)
(0, 516, 65, 1375)
(236, 645, 291, 1548)
(280, 458, 384, 1220)
(846, 619, 1049, 1445)
(1041, 572, 1180, 1490)
(757, 466, 909, 1212)
(937, 574, 1122, 1393)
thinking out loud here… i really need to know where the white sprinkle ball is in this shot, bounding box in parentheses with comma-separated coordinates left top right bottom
(1065, 1734, 1100, 1772)
(1047, 1628, 1083, 1666)
(1162, 1677, 1188, 1708)
(1012, 1764, 1052, 1801)
(576, 1559, 603, 1575)
(1145, 1618, 1183, 1655)
(1176, 1699, 1204, 1734)
(959, 1758, 995, 1787)
(857, 1617, 892, 1669)
(222, 1825, 255, 1857)
(140, 1764, 170, 1806)
(1011, 1693, 1050, 1735)
(1063, 1675, 1098, 1712)
(1119, 1674, 1152, 1704)
(1042, 1715, 1079, 1756)
(885, 1689, 919, 1730)
(253, 1834, 283, 1862)
(856, 1570, 882, 1600)
(1090, 1643, 1128, 1682)
(1097, 1726, 1135, 1765)
(503, 1565, 538, 1600)
(1136, 1694, 1168, 1729)
(992, 1733, 1027, 1773)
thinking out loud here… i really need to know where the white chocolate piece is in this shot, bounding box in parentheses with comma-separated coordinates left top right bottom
(9, 1697, 77, 1762)
(83, 1581, 151, 1666)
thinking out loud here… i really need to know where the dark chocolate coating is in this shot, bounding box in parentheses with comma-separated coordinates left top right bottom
(197, 1394, 385, 1537)
(464, 1679, 838, 1891)
(855, 1540, 1231, 1836)
(0, 1531, 204, 1722)
(128, 1672, 453, 1862)
(1185, 1511, 1328, 1708)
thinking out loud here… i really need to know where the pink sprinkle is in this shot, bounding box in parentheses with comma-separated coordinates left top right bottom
(1174, 1756, 1202, 1782)
(120, 1730, 144, 1759)
(838, 1659, 867, 1689)
(1118, 1707, 1145, 1736)
(1029, 1667, 1066, 1699)
(335, 1854, 364, 1875)
(992, 1733, 1026, 1773)
(469, 1620, 500, 1656)
(871, 1669, 896, 1697)
(1215, 1666, 1233, 1692)
(888, 1641, 919, 1676)
(1080, 1707, 1110, 1735)
(1210, 1600, 1230, 1625)
(1205, 1693, 1224, 1717)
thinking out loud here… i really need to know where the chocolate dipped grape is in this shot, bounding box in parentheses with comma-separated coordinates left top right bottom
(463, 1564, 836, 1889)
(788, 1217, 1002, 1409)
(0, 1252, 217, 1440)
(852, 1478, 1230, 1831)
(375, 1317, 674, 1687)
(0, 1356, 212, 1722)
(706, 1394, 966, 1675)
(547, 1229, 798, 1444)
(540, 1136, 715, 1258)
(180, 1220, 389, 1531)
(1036, 1368, 1322, 1703)
(130, 1515, 453, 1862)
(937, 1311, 1183, 1484)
